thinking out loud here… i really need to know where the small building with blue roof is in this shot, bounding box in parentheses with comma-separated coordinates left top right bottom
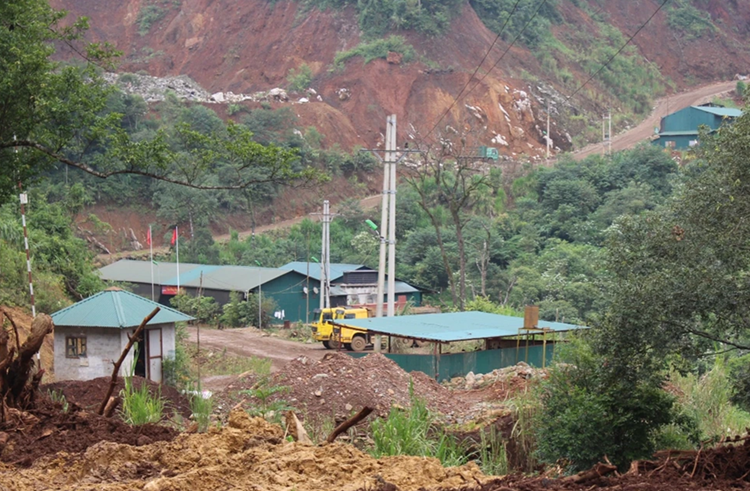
(51, 287, 194, 383)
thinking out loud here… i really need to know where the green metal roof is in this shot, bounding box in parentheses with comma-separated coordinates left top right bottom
(657, 131, 700, 136)
(692, 106, 743, 118)
(51, 289, 194, 329)
(336, 311, 585, 342)
(281, 262, 366, 282)
(99, 260, 293, 292)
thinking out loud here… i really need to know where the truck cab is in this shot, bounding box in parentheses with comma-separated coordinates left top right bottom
(311, 307, 371, 351)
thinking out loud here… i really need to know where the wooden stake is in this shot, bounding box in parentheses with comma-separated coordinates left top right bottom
(325, 406, 373, 443)
(97, 307, 160, 415)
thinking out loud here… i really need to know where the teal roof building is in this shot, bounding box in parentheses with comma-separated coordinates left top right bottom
(51, 288, 192, 383)
(652, 105, 742, 150)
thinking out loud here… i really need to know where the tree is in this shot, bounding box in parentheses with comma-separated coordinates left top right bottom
(404, 136, 491, 309)
(0, 0, 320, 206)
(598, 113, 750, 373)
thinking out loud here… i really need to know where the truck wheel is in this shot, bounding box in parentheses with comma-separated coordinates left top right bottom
(350, 335, 367, 352)
(322, 341, 331, 349)
(329, 338, 341, 349)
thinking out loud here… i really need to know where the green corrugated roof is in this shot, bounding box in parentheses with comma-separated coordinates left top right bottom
(51, 289, 194, 328)
(336, 311, 585, 342)
(692, 106, 743, 117)
(99, 260, 293, 292)
(281, 262, 366, 282)
(657, 131, 700, 136)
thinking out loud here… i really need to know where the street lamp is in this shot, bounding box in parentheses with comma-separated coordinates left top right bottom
(254, 260, 262, 329)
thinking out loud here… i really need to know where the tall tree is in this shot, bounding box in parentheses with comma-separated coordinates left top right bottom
(0, 0, 319, 206)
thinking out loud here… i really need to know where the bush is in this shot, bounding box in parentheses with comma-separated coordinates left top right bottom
(286, 64, 313, 92)
(535, 340, 675, 472)
(170, 294, 220, 324)
(220, 291, 276, 328)
(737, 81, 747, 99)
(162, 324, 192, 389)
(666, 1, 715, 39)
(137, 4, 166, 35)
(333, 36, 416, 69)
(189, 391, 213, 432)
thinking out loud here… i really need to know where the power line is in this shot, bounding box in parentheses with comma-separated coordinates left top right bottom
(466, 0, 548, 103)
(423, 0, 527, 141)
(562, 0, 670, 106)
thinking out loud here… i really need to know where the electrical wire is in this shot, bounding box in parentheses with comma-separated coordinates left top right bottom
(561, 0, 670, 106)
(422, 0, 527, 141)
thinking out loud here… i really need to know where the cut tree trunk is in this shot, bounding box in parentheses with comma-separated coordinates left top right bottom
(0, 311, 54, 420)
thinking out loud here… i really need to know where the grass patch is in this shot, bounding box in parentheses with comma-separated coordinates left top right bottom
(189, 391, 213, 432)
(120, 377, 164, 425)
(668, 360, 750, 444)
(369, 382, 468, 467)
(190, 345, 272, 377)
(333, 36, 415, 70)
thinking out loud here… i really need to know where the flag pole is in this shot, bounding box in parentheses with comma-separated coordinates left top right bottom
(149, 225, 154, 301)
(175, 226, 180, 293)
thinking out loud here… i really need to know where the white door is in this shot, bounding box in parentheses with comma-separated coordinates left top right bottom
(147, 328, 163, 383)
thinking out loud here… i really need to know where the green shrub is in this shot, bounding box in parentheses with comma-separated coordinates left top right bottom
(737, 81, 747, 98)
(666, 1, 715, 39)
(170, 293, 220, 324)
(477, 425, 509, 476)
(137, 4, 166, 35)
(333, 36, 415, 69)
(535, 340, 675, 472)
(162, 324, 193, 389)
(189, 391, 213, 432)
(286, 64, 313, 92)
(669, 359, 750, 443)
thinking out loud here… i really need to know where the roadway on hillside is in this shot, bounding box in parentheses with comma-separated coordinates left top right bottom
(572, 80, 737, 160)
(96, 80, 738, 262)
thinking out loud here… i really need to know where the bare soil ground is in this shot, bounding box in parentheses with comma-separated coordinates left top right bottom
(574, 80, 738, 160)
(186, 326, 326, 373)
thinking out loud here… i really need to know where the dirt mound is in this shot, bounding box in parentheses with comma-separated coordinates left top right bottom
(0, 409, 489, 490)
(44, 375, 192, 419)
(0, 307, 54, 377)
(0, 396, 178, 467)
(260, 352, 470, 422)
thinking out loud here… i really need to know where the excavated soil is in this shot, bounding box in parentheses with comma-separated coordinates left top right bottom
(233, 352, 472, 423)
(44, 375, 192, 419)
(0, 410, 489, 491)
(0, 397, 178, 467)
(1, 408, 749, 490)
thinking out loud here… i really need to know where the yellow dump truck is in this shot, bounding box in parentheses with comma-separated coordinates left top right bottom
(311, 307, 372, 351)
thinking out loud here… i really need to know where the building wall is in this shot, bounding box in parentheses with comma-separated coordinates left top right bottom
(653, 134, 698, 150)
(54, 325, 176, 382)
(54, 326, 123, 381)
(260, 272, 318, 323)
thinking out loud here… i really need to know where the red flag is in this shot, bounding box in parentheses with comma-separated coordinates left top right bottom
(170, 228, 178, 246)
(146, 228, 152, 246)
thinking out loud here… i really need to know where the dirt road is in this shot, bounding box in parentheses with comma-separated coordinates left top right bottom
(573, 80, 737, 160)
(186, 326, 326, 373)
(212, 194, 383, 243)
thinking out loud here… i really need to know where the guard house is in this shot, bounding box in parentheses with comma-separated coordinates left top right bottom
(51, 288, 194, 383)
(340, 311, 585, 381)
(652, 104, 742, 149)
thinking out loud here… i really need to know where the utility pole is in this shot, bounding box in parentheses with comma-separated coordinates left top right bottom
(546, 98, 551, 163)
(386, 115, 397, 318)
(603, 109, 612, 156)
(608, 107, 612, 156)
(319, 200, 331, 310)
